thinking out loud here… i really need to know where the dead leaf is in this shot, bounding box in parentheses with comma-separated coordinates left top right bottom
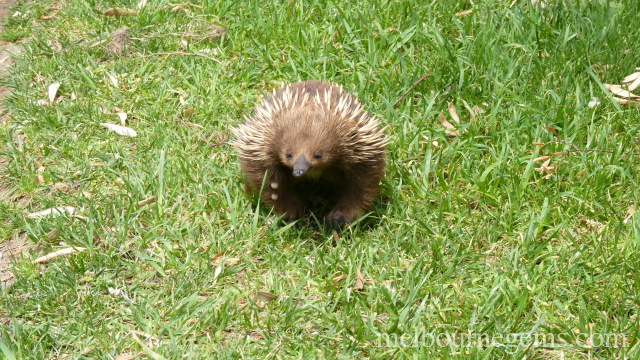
(104, 8, 139, 16)
(117, 112, 127, 124)
(206, 25, 227, 39)
(439, 113, 459, 137)
(455, 9, 472, 16)
(211, 253, 240, 266)
(612, 97, 640, 107)
(37, 174, 45, 184)
(604, 84, 640, 99)
(45, 229, 59, 239)
(33, 247, 87, 264)
(27, 206, 76, 219)
(168, 3, 203, 11)
(621, 71, 640, 84)
(101, 123, 137, 137)
(52, 182, 71, 193)
(448, 102, 460, 124)
(534, 158, 554, 179)
(627, 77, 640, 92)
(332, 274, 347, 283)
(106, 27, 129, 56)
(623, 205, 635, 224)
(181, 108, 193, 118)
(255, 291, 277, 301)
(533, 156, 550, 162)
(48, 83, 60, 103)
(353, 268, 365, 291)
(115, 354, 133, 360)
(545, 126, 557, 134)
(532, 142, 545, 146)
(137, 196, 157, 207)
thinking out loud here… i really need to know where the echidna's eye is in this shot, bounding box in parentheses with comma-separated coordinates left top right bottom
(313, 152, 323, 160)
(286, 153, 293, 159)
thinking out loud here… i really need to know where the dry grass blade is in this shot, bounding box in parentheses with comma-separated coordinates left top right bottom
(33, 247, 87, 264)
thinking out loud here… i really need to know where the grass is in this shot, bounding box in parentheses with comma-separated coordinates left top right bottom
(0, 0, 639, 358)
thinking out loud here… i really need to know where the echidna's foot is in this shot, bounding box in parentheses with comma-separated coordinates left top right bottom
(326, 210, 349, 229)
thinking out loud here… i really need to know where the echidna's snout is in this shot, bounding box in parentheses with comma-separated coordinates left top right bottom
(292, 155, 311, 177)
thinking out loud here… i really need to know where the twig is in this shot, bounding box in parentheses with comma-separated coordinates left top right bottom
(33, 247, 87, 264)
(137, 51, 222, 63)
(391, 74, 431, 108)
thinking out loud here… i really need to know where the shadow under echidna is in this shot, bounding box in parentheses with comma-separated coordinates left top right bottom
(231, 80, 388, 229)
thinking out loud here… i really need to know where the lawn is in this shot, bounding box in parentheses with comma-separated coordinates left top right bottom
(0, 0, 639, 358)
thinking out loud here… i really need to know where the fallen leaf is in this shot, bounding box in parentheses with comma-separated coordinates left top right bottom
(211, 253, 240, 266)
(439, 113, 459, 137)
(533, 155, 551, 162)
(604, 84, 640, 99)
(101, 123, 137, 137)
(532, 142, 545, 146)
(627, 77, 640, 92)
(168, 3, 204, 11)
(470, 105, 485, 119)
(612, 97, 640, 107)
(109, 76, 120, 91)
(448, 102, 460, 124)
(37, 174, 45, 184)
(48, 83, 60, 102)
(137, 0, 147, 9)
(545, 126, 557, 134)
(332, 274, 347, 283)
(117, 112, 127, 124)
(455, 9, 472, 16)
(137, 196, 157, 207)
(353, 268, 365, 291)
(621, 71, 640, 84)
(255, 291, 277, 301)
(27, 206, 76, 219)
(534, 158, 554, 179)
(115, 354, 133, 360)
(587, 97, 600, 108)
(104, 8, 139, 16)
(33, 247, 87, 264)
(45, 229, 59, 239)
(181, 108, 194, 118)
(623, 205, 635, 224)
(52, 182, 71, 193)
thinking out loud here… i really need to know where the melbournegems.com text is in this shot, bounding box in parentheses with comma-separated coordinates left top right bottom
(375, 330, 628, 353)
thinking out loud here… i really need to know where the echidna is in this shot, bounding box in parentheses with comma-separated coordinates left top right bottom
(231, 80, 388, 228)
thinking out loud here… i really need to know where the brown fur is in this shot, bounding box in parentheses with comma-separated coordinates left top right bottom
(231, 81, 387, 227)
